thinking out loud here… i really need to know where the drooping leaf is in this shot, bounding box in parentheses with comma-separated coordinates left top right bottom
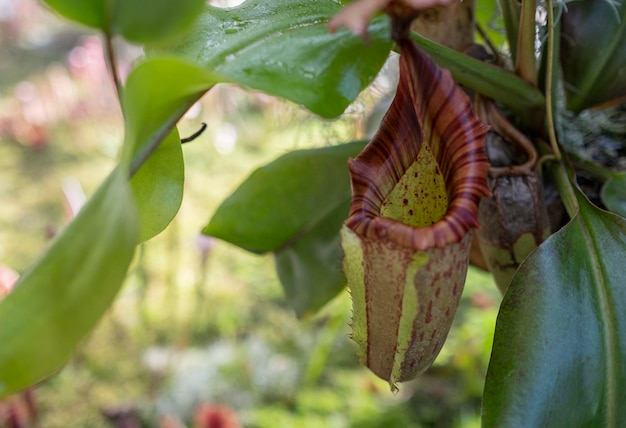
(0, 170, 137, 397)
(601, 171, 626, 219)
(482, 186, 626, 426)
(42, 0, 204, 45)
(560, 0, 626, 112)
(342, 32, 490, 387)
(204, 141, 366, 252)
(122, 58, 220, 241)
(274, 199, 351, 319)
(130, 130, 184, 242)
(155, 0, 392, 118)
(203, 141, 366, 316)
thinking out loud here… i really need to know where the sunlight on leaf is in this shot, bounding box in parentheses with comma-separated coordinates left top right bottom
(155, 0, 392, 118)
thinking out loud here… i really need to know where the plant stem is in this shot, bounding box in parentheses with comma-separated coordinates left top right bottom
(544, 0, 562, 161)
(104, 35, 123, 101)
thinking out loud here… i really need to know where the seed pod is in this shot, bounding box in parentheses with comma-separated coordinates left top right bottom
(341, 31, 490, 388)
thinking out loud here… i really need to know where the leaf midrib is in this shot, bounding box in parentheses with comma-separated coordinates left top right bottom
(578, 196, 618, 426)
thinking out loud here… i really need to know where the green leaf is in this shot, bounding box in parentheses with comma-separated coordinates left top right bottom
(204, 141, 366, 315)
(0, 170, 137, 397)
(204, 141, 366, 252)
(483, 187, 626, 426)
(495, 0, 521, 60)
(130, 130, 184, 242)
(274, 199, 350, 318)
(560, 0, 626, 112)
(42, 0, 106, 29)
(113, 0, 205, 45)
(411, 33, 545, 124)
(601, 171, 626, 219)
(475, 0, 508, 51)
(155, 0, 392, 118)
(122, 57, 219, 240)
(42, 0, 204, 45)
(122, 57, 219, 163)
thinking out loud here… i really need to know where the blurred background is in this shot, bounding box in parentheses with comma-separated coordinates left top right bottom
(0, 1, 500, 426)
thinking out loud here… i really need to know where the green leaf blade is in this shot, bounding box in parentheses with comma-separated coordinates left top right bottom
(114, 0, 205, 45)
(43, 0, 204, 44)
(411, 32, 545, 122)
(204, 141, 366, 315)
(130, 130, 184, 242)
(0, 170, 138, 397)
(203, 141, 366, 252)
(483, 189, 626, 426)
(560, 0, 626, 112)
(274, 199, 350, 318)
(122, 57, 219, 240)
(156, 0, 392, 118)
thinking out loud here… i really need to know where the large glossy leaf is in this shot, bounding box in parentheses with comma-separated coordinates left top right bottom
(560, 0, 626, 112)
(122, 58, 220, 241)
(204, 141, 366, 316)
(0, 170, 137, 397)
(42, 0, 204, 44)
(483, 186, 626, 426)
(156, 0, 392, 118)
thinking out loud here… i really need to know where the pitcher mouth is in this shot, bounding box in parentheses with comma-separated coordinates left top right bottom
(344, 38, 490, 251)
